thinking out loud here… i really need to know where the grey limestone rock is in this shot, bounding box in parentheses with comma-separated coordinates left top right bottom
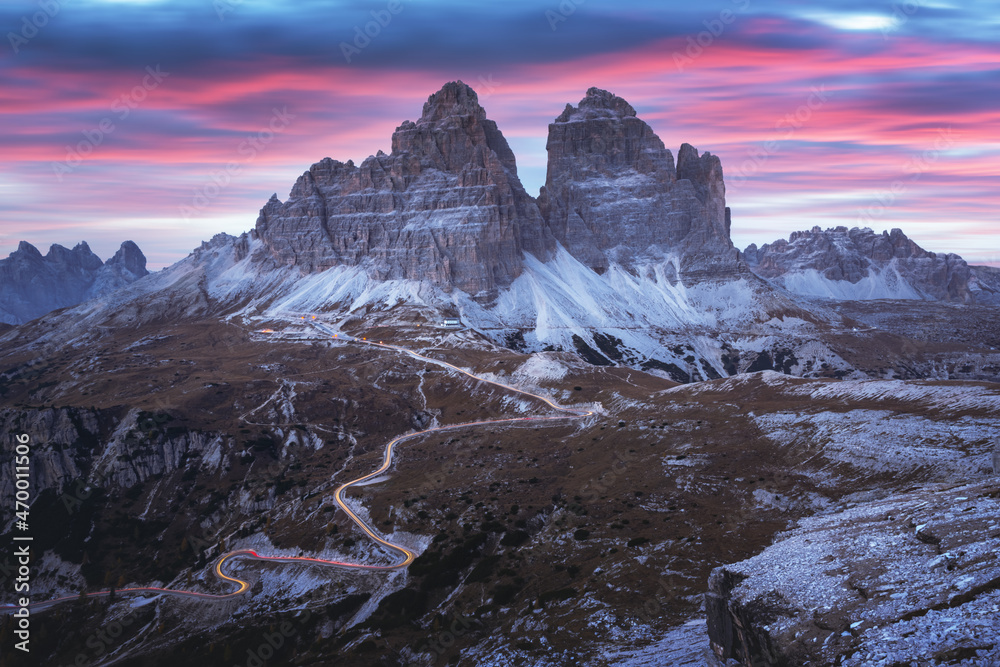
(253, 83, 743, 300)
(707, 480, 1000, 666)
(254, 81, 552, 301)
(539, 87, 738, 276)
(745, 226, 983, 302)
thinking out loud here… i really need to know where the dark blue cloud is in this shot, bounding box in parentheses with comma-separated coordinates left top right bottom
(4, 0, 987, 76)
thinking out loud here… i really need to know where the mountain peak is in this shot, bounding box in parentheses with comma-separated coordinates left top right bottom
(744, 225, 980, 302)
(16, 240, 41, 257)
(419, 81, 485, 124)
(0, 239, 149, 324)
(555, 87, 637, 123)
(106, 240, 148, 276)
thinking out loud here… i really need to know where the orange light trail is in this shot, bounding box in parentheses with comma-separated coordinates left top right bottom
(5, 323, 595, 613)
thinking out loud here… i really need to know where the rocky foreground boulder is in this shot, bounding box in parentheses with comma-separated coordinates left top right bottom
(707, 479, 1000, 666)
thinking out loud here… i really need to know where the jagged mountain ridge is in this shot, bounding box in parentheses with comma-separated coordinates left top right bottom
(0, 240, 148, 324)
(5, 83, 997, 384)
(745, 225, 1000, 304)
(254, 82, 737, 296)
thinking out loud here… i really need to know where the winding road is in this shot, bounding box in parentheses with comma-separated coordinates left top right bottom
(4, 323, 595, 613)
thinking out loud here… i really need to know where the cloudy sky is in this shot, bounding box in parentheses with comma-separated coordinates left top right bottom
(2, 0, 997, 269)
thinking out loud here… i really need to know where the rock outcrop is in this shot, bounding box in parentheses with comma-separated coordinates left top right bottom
(253, 83, 741, 302)
(0, 407, 93, 501)
(0, 406, 227, 501)
(254, 81, 552, 301)
(970, 264, 1000, 305)
(538, 88, 738, 276)
(0, 240, 149, 324)
(707, 480, 1000, 666)
(744, 226, 980, 302)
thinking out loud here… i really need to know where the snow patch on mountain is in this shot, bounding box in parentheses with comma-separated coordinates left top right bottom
(778, 265, 923, 301)
(752, 409, 998, 482)
(786, 378, 1000, 414)
(513, 353, 570, 382)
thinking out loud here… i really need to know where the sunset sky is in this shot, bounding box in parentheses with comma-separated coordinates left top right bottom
(2, 0, 998, 269)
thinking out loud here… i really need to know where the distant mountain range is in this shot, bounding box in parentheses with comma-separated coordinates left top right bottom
(3, 82, 997, 382)
(744, 226, 1000, 304)
(0, 240, 148, 324)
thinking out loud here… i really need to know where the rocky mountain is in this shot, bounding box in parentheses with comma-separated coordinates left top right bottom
(0, 240, 149, 324)
(970, 264, 1000, 304)
(2, 83, 999, 667)
(744, 226, 999, 304)
(254, 83, 739, 302)
(4, 83, 997, 387)
(539, 88, 737, 277)
(234, 83, 822, 381)
(254, 81, 552, 301)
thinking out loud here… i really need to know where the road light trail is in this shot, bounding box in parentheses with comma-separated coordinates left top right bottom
(4, 322, 595, 613)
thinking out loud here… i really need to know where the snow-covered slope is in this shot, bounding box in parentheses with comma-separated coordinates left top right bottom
(3, 229, 840, 384)
(776, 264, 923, 300)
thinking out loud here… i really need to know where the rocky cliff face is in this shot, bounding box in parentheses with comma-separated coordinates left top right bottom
(87, 240, 149, 298)
(254, 81, 552, 301)
(0, 240, 149, 324)
(252, 82, 740, 303)
(0, 407, 93, 502)
(970, 264, 1000, 305)
(0, 406, 228, 502)
(538, 88, 738, 276)
(744, 226, 978, 302)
